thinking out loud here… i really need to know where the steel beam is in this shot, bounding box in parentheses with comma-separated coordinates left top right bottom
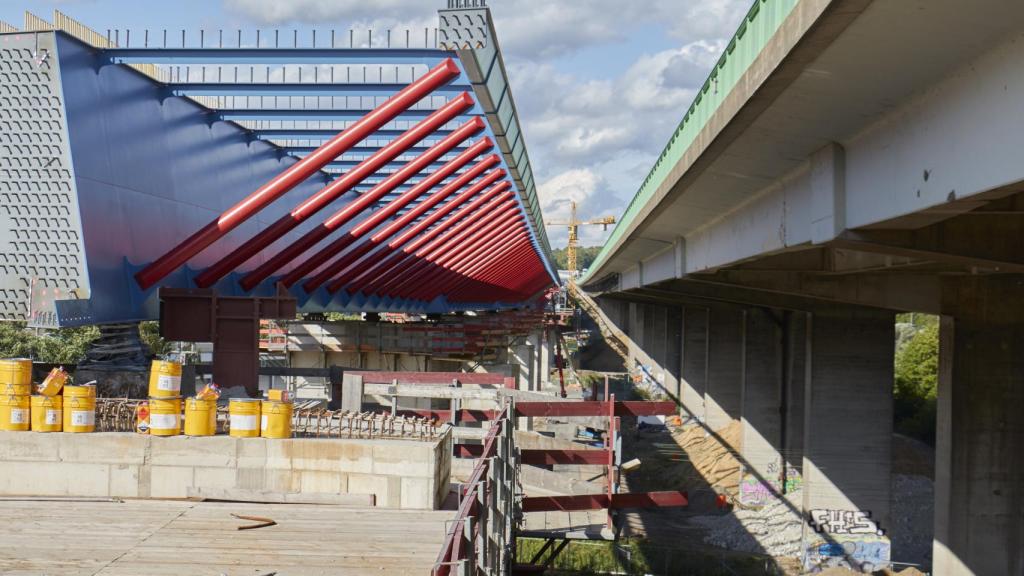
(102, 47, 450, 66)
(194, 91, 474, 288)
(134, 58, 461, 290)
(216, 109, 481, 122)
(520, 449, 608, 466)
(515, 401, 678, 417)
(520, 491, 688, 513)
(257, 128, 455, 140)
(170, 81, 469, 97)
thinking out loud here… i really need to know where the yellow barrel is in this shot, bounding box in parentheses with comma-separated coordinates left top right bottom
(184, 397, 217, 436)
(0, 358, 32, 386)
(228, 398, 261, 437)
(63, 394, 95, 433)
(260, 400, 292, 439)
(63, 384, 96, 398)
(30, 395, 62, 432)
(148, 359, 182, 398)
(148, 397, 182, 436)
(0, 394, 30, 431)
(0, 383, 30, 396)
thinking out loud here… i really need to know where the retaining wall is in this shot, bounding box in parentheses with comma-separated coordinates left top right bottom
(0, 431, 451, 509)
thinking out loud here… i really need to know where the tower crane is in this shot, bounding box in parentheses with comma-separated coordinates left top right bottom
(545, 201, 615, 286)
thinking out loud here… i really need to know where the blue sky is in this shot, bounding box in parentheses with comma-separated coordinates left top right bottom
(1, 0, 750, 247)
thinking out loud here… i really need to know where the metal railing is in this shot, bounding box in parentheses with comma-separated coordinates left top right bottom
(433, 404, 517, 576)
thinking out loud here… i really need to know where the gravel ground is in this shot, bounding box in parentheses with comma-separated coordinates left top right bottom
(891, 473, 934, 569)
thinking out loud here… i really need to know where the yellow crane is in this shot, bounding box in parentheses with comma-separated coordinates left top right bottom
(546, 201, 615, 286)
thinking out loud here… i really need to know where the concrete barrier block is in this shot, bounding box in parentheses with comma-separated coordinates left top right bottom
(236, 437, 267, 468)
(109, 464, 140, 498)
(236, 467, 265, 491)
(0, 431, 61, 462)
(348, 473, 393, 507)
(194, 466, 237, 491)
(59, 432, 148, 464)
(299, 470, 345, 494)
(286, 439, 347, 473)
(150, 435, 237, 468)
(150, 465, 195, 498)
(400, 476, 432, 510)
(264, 438, 292, 470)
(371, 442, 432, 477)
(0, 461, 109, 496)
(262, 468, 300, 493)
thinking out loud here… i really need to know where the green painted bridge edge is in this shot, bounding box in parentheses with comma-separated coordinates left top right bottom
(580, 0, 799, 283)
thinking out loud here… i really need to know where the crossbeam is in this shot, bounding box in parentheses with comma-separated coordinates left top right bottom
(102, 47, 449, 66)
(171, 82, 469, 97)
(217, 109, 481, 121)
(514, 401, 677, 417)
(521, 491, 689, 513)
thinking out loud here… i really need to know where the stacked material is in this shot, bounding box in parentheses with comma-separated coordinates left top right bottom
(32, 367, 69, 432)
(147, 359, 182, 436)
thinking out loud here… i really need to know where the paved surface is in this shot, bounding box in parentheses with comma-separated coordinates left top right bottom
(0, 498, 451, 575)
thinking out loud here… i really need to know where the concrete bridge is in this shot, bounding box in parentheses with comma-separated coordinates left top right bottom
(581, 0, 1024, 574)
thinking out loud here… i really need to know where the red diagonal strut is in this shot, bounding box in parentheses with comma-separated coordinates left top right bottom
(134, 58, 462, 290)
(193, 92, 475, 288)
(236, 121, 489, 291)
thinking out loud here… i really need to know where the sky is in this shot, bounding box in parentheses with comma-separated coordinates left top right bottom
(0, 0, 751, 248)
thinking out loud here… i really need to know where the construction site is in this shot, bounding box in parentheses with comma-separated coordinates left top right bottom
(0, 1, 1021, 575)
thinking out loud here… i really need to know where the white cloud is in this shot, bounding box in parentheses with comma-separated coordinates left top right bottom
(221, 0, 751, 247)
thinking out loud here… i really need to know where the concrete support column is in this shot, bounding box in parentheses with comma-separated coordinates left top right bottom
(705, 304, 745, 431)
(739, 308, 783, 506)
(934, 276, 1024, 576)
(680, 306, 708, 423)
(801, 306, 893, 573)
(537, 329, 552, 394)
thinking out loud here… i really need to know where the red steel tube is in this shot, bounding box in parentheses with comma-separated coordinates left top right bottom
(236, 122, 488, 291)
(446, 241, 535, 301)
(357, 188, 514, 295)
(279, 152, 500, 290)
(422, 229, 530, 300)
(194, 92, 474, 288)
(134, 58, 462, 290)
(326, 179, 511, 294)
(393, 213, 523, 299)
(388, 208, 522, 299)
(414, 234, 533, 302)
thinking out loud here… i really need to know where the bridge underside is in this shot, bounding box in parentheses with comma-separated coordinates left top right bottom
(584, 0, 1024, 574)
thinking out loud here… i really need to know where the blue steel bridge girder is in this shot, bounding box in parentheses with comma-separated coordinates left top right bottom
(215, 109, 482, 122)
(287, 144, 469, 155)
(257, 128, 456, 140)
(170, 82, 470, 98)
(100, 47, 452, 66)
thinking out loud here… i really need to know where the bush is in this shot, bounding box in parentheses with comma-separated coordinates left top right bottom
(893, 316, 939, 445)
(0, 321, 99, 364)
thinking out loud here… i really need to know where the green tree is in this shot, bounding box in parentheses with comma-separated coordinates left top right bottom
(139, 321, 171, 356)
(893, 318, 939, 444)
(551, 245, 603, 271)
(0, 321, 99, 364)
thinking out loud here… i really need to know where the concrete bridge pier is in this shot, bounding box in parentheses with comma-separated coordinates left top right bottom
(680, 306, 709, 423)
(705, 304, 745, 431)
(934, 276, 1024, 576)
(801, 306, 894, 572)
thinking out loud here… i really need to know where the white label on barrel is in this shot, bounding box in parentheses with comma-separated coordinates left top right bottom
(71, 410, 95, 426)
(150, 413, 178, 430)
(231, 414, 258, 431)
(10, 408, 27, 424)
(156, 374, 181, 392)
(261, 415, 269, 431)
(45, 409, 60, 425)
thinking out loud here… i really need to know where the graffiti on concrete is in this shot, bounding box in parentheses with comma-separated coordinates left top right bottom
(803, 536, 890, 573)
(737, 464, 803, 507)
(809, 509, 885, 536)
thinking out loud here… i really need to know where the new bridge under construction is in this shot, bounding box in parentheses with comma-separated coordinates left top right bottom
(0, 1, 1021, 575)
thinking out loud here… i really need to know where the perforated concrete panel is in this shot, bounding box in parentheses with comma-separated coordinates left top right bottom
(0, 32, 89, 325)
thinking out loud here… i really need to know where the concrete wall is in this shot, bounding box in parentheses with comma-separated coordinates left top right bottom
(0, 431, 451, 510)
